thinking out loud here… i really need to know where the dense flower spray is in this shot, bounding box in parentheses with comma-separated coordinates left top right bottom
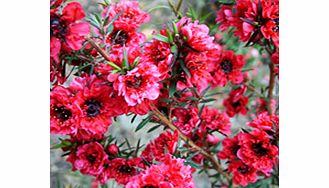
(50, 0, 279, 187)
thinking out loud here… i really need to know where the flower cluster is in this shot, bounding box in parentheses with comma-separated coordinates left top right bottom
(216, 0, 279, 47)
(218, 113, 279, 186)
(50, 0, 279, 187)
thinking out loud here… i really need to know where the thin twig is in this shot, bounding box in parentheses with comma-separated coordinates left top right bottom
(86, 37, 111, 61)
(267, 62, 275, 115)
(151, 106, 231, 180)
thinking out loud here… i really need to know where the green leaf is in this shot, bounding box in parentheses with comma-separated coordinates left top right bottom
(153, 34, 169, 43)
(147, 124, 162, 133)
(201, 85, 211, 96)
(132, 57, 140, 68)
(169, 80, 177, 97)
(184, 159, 201, 169)
(107, 24, 113, 34)
(86, 18, 100, 30)
(135, 139, 142, 156)
(200, 98, 217, 103)
(107, 61, 121, 70)
(198, 104, 206, 117)
(172, 21, 178, 34)
(131, 114, 138, 124)
(135, 116, 151, 132)
(170, 45, 177, 53)
(166, 29, 173, 43)
(185, 96, 198, 101)
(122, 47, 130, 69)
(179, 61, 191, 78)
(94, 14, 102, 25)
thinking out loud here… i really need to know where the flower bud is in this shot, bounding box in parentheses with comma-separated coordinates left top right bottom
(107, 144, 119, 155)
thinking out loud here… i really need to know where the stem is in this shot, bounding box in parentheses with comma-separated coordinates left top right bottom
(245, 83, 263, 98)
(168, 0, 183, 18)
(86, 37, 111, 61)
(267, 62, 275, 115)
(151, 107, 231, 180)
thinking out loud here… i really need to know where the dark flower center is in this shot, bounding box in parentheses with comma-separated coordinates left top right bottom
(126, 76, 142, 89)
(231, 144, 241, 156)
(118, 165, 134, 174)
(232, 100, 241, 109)
(252, 142, 268, 156)
(87, 153, 97, 163)
(85, 99, 101, 117)
(220, 60, 233, 74)
(238, 165, 249, 174)
(142, 185, 158, 188)
(272, 18, 279, 32)
(50, 16, 67, 39)
(54, 106, 72, 121)
(111, 30, 128, 46)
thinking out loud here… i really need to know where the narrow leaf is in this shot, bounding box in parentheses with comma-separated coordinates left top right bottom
(179, 60, 191, 78)
(153, 34, 169, 43)
(147, 124, 162, 133)
(135, 116, 151, 132)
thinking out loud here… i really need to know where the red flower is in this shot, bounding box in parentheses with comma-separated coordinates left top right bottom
(70, 142, 108, 176)
(108, 158, 145, 185)
(200, 106, 231, 135)
(223, 85, 249, 117)
(69, 75, 113, 138)
(50, 86, 80, 135)
(141, 131, 179, 162)
(210, 50, 245, 87)
(50, 2, 90, 62)
(111, 62, 161, 106)
(106, 144, 119, 156)
(50, 59, 65, 85)
(177, 17, 216, 52)
(228, 160, 258, 186)
(126, 155, 195, 188)
(215, 0, 279, 47)
(237, 130, 278, 174)
(261, 1, 279, 47)
(217, 136, 241, 161)
(184, 52, 212, 92)
(172, 107, 201, 135)
(216, 5, 235, 32)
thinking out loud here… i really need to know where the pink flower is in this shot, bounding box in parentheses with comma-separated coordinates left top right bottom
(111, 63, 161, 106)
(177, 17, 215, 52)
(105, 0, 150, 31)
(126, 155, 195, 188)
(247, 111, 279, 131)
(142, 34, 173, 79)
